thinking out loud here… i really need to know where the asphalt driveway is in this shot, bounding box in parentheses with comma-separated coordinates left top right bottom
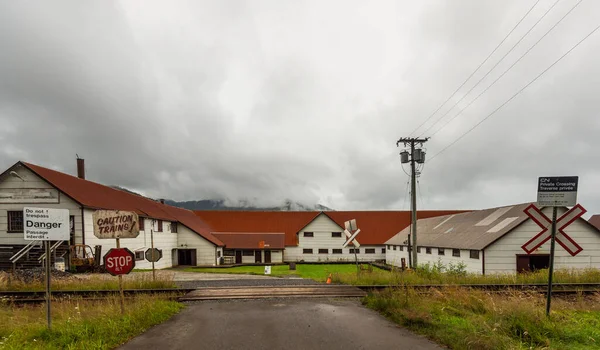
(119, 298, 440, 350)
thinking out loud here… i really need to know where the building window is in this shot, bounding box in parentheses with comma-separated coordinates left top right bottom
(303, 232, 314, 237)
(332, 249, 342, 254)
(332, 232, 342, 238)
(7, 211, 24, 233)
(243, 250, 254, 256)
(417, 247, 421, 253)
(303, 249, 313, 254)
(438, 248, 445, 256)
(387, 245, 391, 250)
(470, 250, 480, 259)
(452, 249, 460, 257)
(365, 248, 375, 254)
(426, 247, 432, 254)
(349, 248, 360, 254)
(135, 251, 144, 261)
(139, 218, 145, 230)
(393, 245, 397, 251)
(399, 245, 403, 251)
(157, 220, 163, 232)
(318, 249, 328, 254)
(382, 248, 386, 254)
(171, 222, 178, 233)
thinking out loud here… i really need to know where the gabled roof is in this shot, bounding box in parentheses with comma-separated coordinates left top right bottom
(195, 210, 467, 246)
(212, 232, 285, 250)
(9, 162, 223, 246)
(324, 210, 468, 245)
(590, 215, 600, 231)
(194, 211, 319, 246)
(385, 203, 536, 250)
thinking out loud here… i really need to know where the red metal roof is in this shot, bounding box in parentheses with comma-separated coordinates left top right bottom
(590, 215, 600, 231)
(195, 210, 468, 246)
(324, 211, 469, 245)
(194, 211, 319, 246)
(19, 162, 224, 246)
(212, 232, 286, 249)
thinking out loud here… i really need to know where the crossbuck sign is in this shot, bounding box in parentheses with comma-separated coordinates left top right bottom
(342, 219, 361, 248)
(522, 204, 586, 256)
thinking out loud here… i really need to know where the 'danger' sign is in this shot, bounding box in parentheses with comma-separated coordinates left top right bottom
(24, 207, 69, 241)
(93, 210, 140, 239)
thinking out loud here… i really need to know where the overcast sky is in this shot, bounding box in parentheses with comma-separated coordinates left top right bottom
(1, 0, 599, 214)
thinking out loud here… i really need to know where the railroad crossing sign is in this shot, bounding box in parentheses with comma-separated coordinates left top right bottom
(145, 248, 163, 263)
(522, 204, 586, 256)
(343, 219, 361, 248)
(104, 248, 136, 276)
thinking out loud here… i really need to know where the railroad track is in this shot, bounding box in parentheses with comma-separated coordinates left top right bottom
(2, 283, 598, 303)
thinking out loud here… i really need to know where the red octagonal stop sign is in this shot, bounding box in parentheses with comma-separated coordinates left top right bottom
(103, 248, 135, 276)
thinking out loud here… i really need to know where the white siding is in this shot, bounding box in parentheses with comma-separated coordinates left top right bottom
(242, 253, 255, 264)
(385, 245, 483, 273)
(177, 225, 218, 266)
(0, 165, 83, 246)
(284, 214, 385, 262)
(485, 207, 600, 274)
(271, 250, 283, 263)
(84, 211, 180, 269)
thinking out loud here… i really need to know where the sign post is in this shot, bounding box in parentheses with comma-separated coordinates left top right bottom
(93, 210, 140, 315)
(23, 207, 69, 329)
(343, 219, 361, 274)
(525, 176, 582, 316)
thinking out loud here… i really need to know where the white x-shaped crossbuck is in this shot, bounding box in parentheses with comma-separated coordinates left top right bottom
(521, 204, 585, 256)
(343, 228, 361, 248)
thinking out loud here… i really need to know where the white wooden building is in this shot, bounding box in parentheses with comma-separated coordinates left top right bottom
(0, 161, 224, 270)
(385, 203, 600, 274)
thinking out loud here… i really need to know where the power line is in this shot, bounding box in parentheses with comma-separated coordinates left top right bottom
(418, 0, 564, 138)
(408, 0, 542, 137)
(401, 178, 410, 210)
(417, 179, 425, 208)
(428, 0, 584, 137)
(427, 22, 600, 163)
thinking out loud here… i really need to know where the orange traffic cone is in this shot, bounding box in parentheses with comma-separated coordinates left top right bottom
(326, 273, 332, 284)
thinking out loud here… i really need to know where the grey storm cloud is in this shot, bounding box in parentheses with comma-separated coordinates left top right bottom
(1, 0, 599, 215)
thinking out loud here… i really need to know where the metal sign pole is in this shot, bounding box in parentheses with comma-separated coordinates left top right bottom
(354, 248, 359, 274)
(546, 206, 558, 316)
(45, 240, 52, 329)
(116, 238, 125, 315)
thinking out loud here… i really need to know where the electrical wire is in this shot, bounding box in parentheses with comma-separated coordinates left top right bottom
(408, 0, 543, 137)
(418, 0, 564, 138)
(427, 22, 600, 163)
(417, 179, 425, 208)
(428, 0, 584, 138)
(401, 178, 410, 210)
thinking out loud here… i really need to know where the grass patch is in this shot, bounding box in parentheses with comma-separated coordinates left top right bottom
(0, 294, 183, 349)
(0, 272, 178, 292)
(365, 288, 600, 349)
(185, 264, 381, 282)
(333, 266, 600, 286)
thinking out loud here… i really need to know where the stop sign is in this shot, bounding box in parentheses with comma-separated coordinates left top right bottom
(103, 248, 135, 276)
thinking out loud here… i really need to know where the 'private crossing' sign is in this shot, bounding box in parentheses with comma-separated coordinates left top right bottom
(522, 204, 586, 256)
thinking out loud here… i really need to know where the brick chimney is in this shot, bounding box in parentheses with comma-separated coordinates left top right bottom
(77, 158, 85, 179)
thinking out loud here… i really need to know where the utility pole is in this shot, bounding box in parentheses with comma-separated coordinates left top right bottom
(397, 137, 429, 269)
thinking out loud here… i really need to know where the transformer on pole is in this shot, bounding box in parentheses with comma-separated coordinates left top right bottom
(397, 137, 429, 269)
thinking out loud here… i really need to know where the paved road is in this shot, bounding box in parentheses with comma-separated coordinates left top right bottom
(119, 299, 440, 350)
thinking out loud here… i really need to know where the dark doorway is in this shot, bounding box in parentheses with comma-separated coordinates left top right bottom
(178, 249, 197, 266)
(235, 251, 242, 264)
(264, 250, 271, 263)
(255, 250, 261, 263)
(516, 254, 550, 273)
